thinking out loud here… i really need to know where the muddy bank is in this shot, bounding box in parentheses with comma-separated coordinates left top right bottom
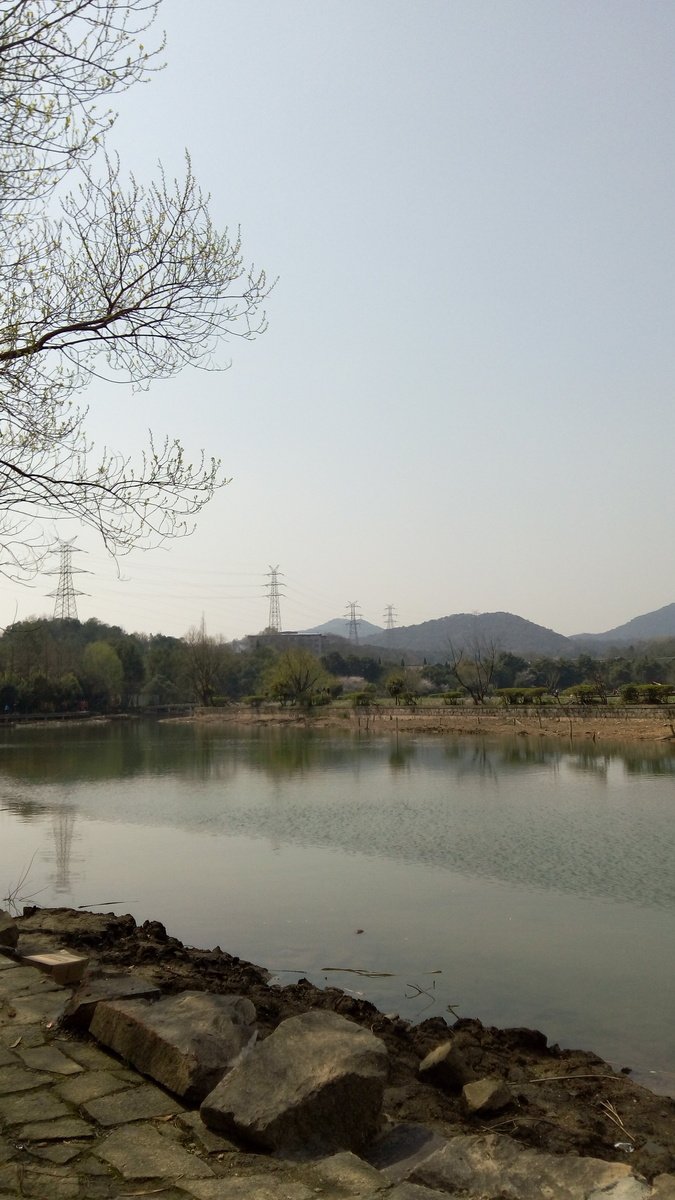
(173, 705, 675, 746)
(16, 906, 675, 1183)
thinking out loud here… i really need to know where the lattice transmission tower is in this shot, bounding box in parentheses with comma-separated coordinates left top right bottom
(265, 565, 285, 632)
(47, 539, 88, 620)
(383, 604, 397, 631)
(345, 600, 361, 644)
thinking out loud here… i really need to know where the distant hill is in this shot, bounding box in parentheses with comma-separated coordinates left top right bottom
(301, 617, 385, 640)
(573, 601, 675, 646)
(303, 611, 574, 660)
(361, 611, 573, 659)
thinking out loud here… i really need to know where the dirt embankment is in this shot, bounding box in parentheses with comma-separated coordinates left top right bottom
(175, 704, 675, 746)
(19, 906, 675, 1183)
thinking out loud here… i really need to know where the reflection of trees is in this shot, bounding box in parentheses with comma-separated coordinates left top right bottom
(568, 752, 610, 782)
(389, 739, 417, 772)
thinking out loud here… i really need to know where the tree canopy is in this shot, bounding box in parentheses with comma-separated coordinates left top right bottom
(0, 0, 269, 578)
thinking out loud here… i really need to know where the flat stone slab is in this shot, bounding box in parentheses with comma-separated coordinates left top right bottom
(18, 1044, 84, 1074)
(308, 1151, 388, 1194)
(177, 1109, 240, 1153)
(410, 1133, 646, 1199)
(15, 1116, 96, 1141)
(82, 1081, 183, 1125)
(56, 1068, 129, 1104)
(0, 1160, 81, 1199)
(90, 990, 256, 1103)
(52, 1037, 120, 1070)
(365, 1122, 448, 1183)
(388, 1186, 447, 1200)
(64, 972, 161, 1027)
(94, 1122, 215, 1179)
(0, 1064, 53, 1093)
(201, 1008, 388, 1155)
(0, 1087, 71, 1125)
(0, 965, 64, 996)
(180, 1180, 315, 1200)
(0, 989, 69, 1025)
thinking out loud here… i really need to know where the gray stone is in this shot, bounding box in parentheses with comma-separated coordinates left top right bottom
(365, 1123, 448, 1184)
(94, 1122, 215, 1179)
(0, 1161, 80, 1200)
(52, 1037, 120, 1070)
(15, 1116, 96, 1141)
(201, 1008, 388, 1155)
(309, 1150, 388, 1193)
(55, 1068, 129, 1104)
(0, 911, 18, 950)
(410, 1134, 647, 1200)
(179, 1180, 314, 1200)
(0, 1064, 53, 1093)
(418, 1039, 475, 1092)
(64, 972, 161, 1028)
(177, 1109, 240, 1153)
(18, 1044, 84, 1074)
(90, 990, 256, 1103)
(0, 1086, 71, 1125)
(1, 989, 68, 1025)
(461, 1076, 513, 1115)
(0, 1046, 17, 1067)
(388, 1187, 447, 1200)
(0, 964, 63, 996)
(82, 1081, 183, 1125)
(30, 1143, 87, 1165)
(652, 1177, 675, 1199)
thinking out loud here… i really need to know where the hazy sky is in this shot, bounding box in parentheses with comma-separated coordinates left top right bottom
(5, 0, 675, 640)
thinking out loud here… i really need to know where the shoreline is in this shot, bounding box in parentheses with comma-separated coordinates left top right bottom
(174, 704, 675, 746)
(8, 905, 675, 1182)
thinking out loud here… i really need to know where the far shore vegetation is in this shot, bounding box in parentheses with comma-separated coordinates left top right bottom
(1, 616, 674, 719)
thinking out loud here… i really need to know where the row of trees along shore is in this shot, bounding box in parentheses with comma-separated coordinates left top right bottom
(1, 618, 674, 714)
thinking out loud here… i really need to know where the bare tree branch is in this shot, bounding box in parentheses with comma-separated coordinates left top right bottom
(0, 0, 270, 580)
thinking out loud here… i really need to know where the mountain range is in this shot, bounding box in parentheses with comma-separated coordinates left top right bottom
(301, 602, 675, 660)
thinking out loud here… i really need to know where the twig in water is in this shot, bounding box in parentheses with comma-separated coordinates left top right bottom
(2, 852, 48, 916)
(528, 1072, 625, 1084)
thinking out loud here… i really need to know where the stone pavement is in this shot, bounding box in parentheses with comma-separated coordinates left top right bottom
(0, 949, 392, 1200)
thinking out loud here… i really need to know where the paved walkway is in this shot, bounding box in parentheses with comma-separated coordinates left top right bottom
(0, 950, 387, 1200)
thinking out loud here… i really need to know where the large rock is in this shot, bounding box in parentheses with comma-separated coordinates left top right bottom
(411, 1133, 649, 1200)
(418, 1039, 475, 1092)
(90, 990, 256, 1103)
(0, 910, 18, 950)
(461, 1076, 513, 1115)
(64, 972, 161, 1028)
(201, 1009, 389, 1154)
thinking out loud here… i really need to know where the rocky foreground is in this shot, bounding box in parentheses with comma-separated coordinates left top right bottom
(1, 906, 674, 1199)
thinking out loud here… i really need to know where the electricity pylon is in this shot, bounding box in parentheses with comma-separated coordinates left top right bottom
(265, 565, 285, 632)
(47, 539, 88, 620)
(345, 601, 361, 644)
(383, 604, 397, 631)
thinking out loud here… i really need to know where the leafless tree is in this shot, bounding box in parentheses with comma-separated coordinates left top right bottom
(0, 0, 269, 578)
(447, 637, 498, 705)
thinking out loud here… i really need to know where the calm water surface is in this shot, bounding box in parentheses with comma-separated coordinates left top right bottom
(0, 721, 673, 1089)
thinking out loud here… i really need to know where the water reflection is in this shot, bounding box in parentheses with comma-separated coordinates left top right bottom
(0, 724, 673, 917)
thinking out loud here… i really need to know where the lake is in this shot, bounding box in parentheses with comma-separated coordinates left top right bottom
(0, 719, 673, 1091)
